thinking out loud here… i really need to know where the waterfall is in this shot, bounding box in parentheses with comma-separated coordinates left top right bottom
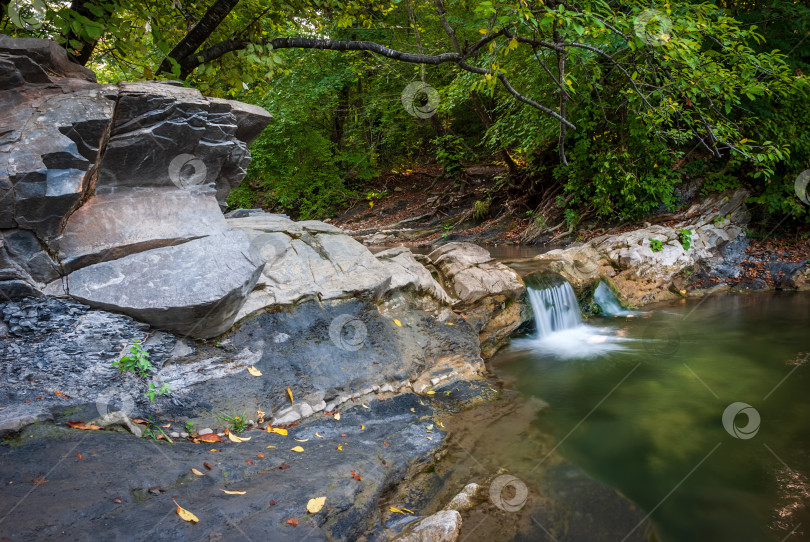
(593, 280, 632, 317)
(517, 273, 628, 359)
(526, 280, 582, 338)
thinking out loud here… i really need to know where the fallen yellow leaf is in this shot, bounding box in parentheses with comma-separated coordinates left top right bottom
(191, 468, 205, 476)
(402, 507, 415, 514)
(219, 489, 247, 495)
(315, 432, 324, 438)
(361, 403, 369, 409)
(360, 425, 365, 430)
(393, 319, 402, 327)
(287, 387, 294, 403)
(336, 445, 343, 451)
(173, 499, 199, 523)
(268, 427, 288, 436)
(247, 366, 262, 377)
(334, 413, 341, 421)
(266, 445, 277, 449)
(210, 448, 220, 452)
(426, 391, 435, 395)
(390, 507, 405, 514)
(294, 438, 309, 442)
(447, 322, 454, 326)
(306, 496, 326, 514)
(228, 433, 251, 443)
(291, 446, 304, 453)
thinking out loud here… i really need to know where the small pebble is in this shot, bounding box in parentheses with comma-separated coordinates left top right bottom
(198, 428, 213, 436)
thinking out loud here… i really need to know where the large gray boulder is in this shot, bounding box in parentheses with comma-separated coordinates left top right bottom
(375, 246, 452, 305)
(0, 35, 272, 337)
(55, 188, 229, 272)
(228, 214, 392, 321)
(64, 230, 264, 338)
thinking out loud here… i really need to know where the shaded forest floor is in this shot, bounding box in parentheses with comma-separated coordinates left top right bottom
(331, 163, 810, 290)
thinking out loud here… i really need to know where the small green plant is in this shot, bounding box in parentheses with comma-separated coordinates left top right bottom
(473, 199, 491, 220)
(649, 238, 664, 252)
(115, 340, 172, 403)
(141, 415, 173, 444)
(441, 222, 454, 239)
(145, 382, 172, 402)
(713, 215, 727, 226)
(114, 340, 152, 378)
(217, 412, 247, 433)
(184, 421, 195, 435)
(679, 228, 693, 251)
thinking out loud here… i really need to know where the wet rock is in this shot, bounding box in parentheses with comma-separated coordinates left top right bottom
(90, 411, 142, 437)
(444, 483, 480, 512)
(393, 510, 462, 542)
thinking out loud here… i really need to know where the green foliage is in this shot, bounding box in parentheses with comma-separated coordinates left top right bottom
(432, 135, 469, 178)
(679, 229, 693, 251)
(217, 412, 247, 433)
(145, 382, 172, 402)
(649, 238, 664, 253)
(114, 341, 152, 378)
(473, 199, 491, 220)
(114, 340, 171, 403)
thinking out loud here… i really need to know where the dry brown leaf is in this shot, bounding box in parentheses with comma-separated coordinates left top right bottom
(76, 453, 83, 460)
(247, 366, 262, 377)
(191, 468, 205, 476)
(173, 499, 199, 523)
(290, 446, 304, 453)
(306, 496, 326, 514)
(66, 421, 102, 431)
(287, 386, 294, 403)
(256, 453, 265, 458)
(228, 432, 251, 443)
(198, 433, 221, 443)
(220, 489, 247, 495)
(286, 518, 299, 527)
(204, 462, 213, 470)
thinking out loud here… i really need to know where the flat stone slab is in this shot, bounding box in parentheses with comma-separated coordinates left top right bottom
(66, 230, 264, 338)
(57, 188, 229, 272)
(0, 395, 445, 542)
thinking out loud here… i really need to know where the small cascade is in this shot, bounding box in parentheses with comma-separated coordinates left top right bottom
(593, 281, 633, 317)
(517, 273, 629, 359)
(524, 275, 582, 338)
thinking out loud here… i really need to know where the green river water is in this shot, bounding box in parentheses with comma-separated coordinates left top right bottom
(487, 291, 810, 541)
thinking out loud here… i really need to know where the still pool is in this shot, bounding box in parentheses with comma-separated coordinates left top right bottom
(488, 291, 810, 541)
